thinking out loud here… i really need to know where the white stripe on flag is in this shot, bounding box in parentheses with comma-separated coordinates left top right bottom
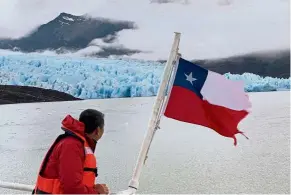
(201, 70, 252, 111)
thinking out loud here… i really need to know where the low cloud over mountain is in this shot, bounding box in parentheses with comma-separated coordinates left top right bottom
(0, 12, 141, 57)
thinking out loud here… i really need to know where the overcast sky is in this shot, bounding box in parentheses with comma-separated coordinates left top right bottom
(0, 0, 289, 60)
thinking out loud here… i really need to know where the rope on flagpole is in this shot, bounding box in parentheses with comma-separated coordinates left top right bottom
(156, 52, 181, 125)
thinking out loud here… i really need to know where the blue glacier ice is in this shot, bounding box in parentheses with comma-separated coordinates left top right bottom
(0, 54, 290, 99)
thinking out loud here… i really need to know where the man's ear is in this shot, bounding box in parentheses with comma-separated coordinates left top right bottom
(95, 127, 100, 135)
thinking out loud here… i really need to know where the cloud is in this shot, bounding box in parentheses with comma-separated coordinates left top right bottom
(0, 0, 289, 60)
(0, 0, 105, 38)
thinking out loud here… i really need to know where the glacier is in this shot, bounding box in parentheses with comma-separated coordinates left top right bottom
(0, 54, 290, 99)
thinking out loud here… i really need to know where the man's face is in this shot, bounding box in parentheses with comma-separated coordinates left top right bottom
(87, 124, 104, 141)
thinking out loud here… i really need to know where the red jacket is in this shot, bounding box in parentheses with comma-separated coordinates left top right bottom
(41, 115, 98, 194)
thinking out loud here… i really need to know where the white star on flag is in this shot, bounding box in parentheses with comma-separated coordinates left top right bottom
(184, 72, 197, 85)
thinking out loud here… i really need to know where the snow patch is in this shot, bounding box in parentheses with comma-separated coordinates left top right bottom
(62, 16, 74, 22)
(58, 20, 70, 25)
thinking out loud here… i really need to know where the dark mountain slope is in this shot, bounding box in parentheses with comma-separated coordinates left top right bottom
(0, 12, 140, 56)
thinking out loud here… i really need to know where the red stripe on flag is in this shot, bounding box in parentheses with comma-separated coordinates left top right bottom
(164, 86, 249, 145)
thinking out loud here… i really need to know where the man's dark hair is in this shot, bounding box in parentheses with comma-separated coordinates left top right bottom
(79, 109, 104, 134)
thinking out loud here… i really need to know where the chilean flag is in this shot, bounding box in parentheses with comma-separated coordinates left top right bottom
(164, 58, 252, 145)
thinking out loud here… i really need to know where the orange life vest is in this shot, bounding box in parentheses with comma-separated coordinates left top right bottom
(32, 130, 97, 194)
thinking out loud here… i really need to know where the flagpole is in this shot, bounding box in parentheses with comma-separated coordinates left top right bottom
(123, 32, 181, 194)
(141, 53, 181, 174)
(143, 53, 181, 163)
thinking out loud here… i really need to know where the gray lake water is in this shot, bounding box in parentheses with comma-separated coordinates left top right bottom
(0, 91, 290, 194)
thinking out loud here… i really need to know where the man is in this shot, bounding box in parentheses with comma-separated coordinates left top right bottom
(32, 109, 109, 194)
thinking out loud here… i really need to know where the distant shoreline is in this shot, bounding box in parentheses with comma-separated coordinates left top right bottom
(0, 85, 81, 105)
(0, 84, 289, 105)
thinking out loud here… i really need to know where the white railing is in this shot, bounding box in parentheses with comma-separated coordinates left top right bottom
(0, 181, 34, 192)
(0, 181, 135, 194)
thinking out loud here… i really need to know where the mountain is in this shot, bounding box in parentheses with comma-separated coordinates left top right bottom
(193, 50, 290, 78)
(0, 12, 289, 78)
(0, 12, 141, 57)
(157, 49, 290, 78)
